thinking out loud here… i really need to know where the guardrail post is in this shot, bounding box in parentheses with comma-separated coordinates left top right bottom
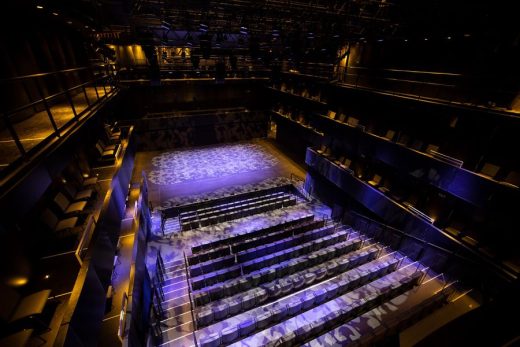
(1, 112, 26, 156)
(34, 77, 60, 136)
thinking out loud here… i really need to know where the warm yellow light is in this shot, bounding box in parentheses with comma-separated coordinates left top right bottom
(7, 277, 29, 286)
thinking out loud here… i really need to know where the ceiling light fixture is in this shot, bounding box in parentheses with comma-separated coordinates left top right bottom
(36, 5, 43, 9)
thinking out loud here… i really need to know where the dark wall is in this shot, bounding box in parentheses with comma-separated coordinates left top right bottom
(117, 80, 269, 119)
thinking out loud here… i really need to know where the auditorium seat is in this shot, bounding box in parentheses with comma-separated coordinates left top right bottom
(384, 129, 396, 141)
(199, 333, 220, 347)
(196, 309, 213, 327)
(0, 285, 51, 327)
(41, 209, 82, 238)
(62, 182, 95, 202)
(239, 318, 256, 336)
(256, 311, 272, 329)
(221, 325, 239, 344)
(346, 116, 359, 127)
(368, 174, 382, 187)
(53, 192, 88, 215)
(502, 170, 520, 188)
(478, 162, 500, 179)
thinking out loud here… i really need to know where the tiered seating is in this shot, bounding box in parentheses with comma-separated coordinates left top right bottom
(302, 275, 449, 347)
(197, 264, 424, 347)
(190, 214, 314, 255)
(179, 190, 297, 231)
(150, 185, 450, 347)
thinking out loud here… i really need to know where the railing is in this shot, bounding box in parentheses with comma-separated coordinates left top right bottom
(281, 61, 334, 80)
(334, 65, 519, 112)
(0, 64, 118, 177)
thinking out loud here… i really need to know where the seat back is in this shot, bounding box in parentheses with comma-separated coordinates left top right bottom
(62, 183, 78, 201)
(480, 163, 500, 178)
(0, 284, 20, 322)
(95, 143, 105, 156)
(54, 192, 71, 213)
(41, 209, 58, 229)
(385, 129, 396, 141)
(504, 171, 520, 187)
(346, 116, 359, 127)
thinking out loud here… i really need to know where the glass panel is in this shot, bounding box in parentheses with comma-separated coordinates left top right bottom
(48, 93, 75, 130)
(10, 105, 56, 153)
(0, 116, 23, 171)
(84, 84, 100, 103)
(71, 88, 89, 115)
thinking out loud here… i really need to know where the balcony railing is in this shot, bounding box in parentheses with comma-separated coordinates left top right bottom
(0, 65, 118, 179)
(335, 66, 519, 113)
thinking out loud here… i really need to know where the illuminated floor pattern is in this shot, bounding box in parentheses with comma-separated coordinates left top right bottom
(147, 143, 279, 185)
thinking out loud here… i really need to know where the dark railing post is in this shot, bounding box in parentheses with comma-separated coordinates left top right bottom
(1, 113, 26, 156)
(34, 77, 60, 136)
(59, 71, 78, 120)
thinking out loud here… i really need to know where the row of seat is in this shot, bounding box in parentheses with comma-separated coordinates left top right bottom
(189, 214, 314, 256)
(181, 194, 297, 231)
(190, 227, 354, 291)
(191, 227, 354, 306)
(187, 216, 318, 267)
(93, 124, 122, 166)
(303, 279, 447, 347)
(180, 191, 285, 220)
(240, 228, 349, 274)
(177, 184, 291, 216)
(195, 245, 389, 329)
(198, 267, 423, 347)
(231, 219, 325, 254)
(189, 223, 334, 278)
(39, 160, 101, 248)
(191, 234, 364, 307)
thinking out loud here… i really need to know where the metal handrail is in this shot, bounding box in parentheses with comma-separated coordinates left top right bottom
(0, 65, 108, 83)
(3, 76, 111, 117)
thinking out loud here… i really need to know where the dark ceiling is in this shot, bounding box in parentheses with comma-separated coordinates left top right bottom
(7, 0, 520, 61)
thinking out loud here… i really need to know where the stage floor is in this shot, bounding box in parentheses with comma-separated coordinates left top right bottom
(132, 138, 306, 208)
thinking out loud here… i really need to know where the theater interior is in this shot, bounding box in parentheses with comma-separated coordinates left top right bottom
(1, 0, 519, 346)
